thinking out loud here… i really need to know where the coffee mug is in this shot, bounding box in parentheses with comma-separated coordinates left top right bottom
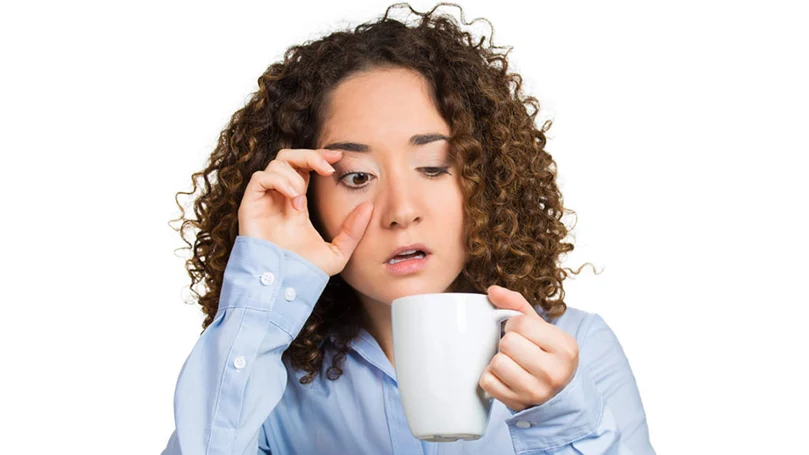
(391, 292, 521, 442)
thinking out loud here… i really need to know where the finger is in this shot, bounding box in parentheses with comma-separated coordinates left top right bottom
(498, 331, 554, 378)
(329, 201, 373, 262)
(503, 315, 572, 355)
(245, 170, 301, 201)
(486, 285, 541, 319)
(267, 160, 307, 196)
(479, 365, 521, 408)
(488, 352, 544, 398)
(275, 148, 342, 177)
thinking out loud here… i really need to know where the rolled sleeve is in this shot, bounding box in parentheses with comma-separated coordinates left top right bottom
(506, 366, 604, 453)
(166, 235, 329, 455)
(219, 235, 329, 337)
(502, 311, 654, 454)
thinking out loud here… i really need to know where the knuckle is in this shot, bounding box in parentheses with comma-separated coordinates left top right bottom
(562, 337, 579, 360)
(491, 352, 509, 371)
(479, 371, 493, 389)
(267, 159, 283, 172)
(528, 387, 548, 404)
(503, 319, 515, 333)
(569, 344, 580, 362)
(511, 315, 530, 334)
(276, 149, 291, 161)
(499, 332, 518, 354)
(547, 368, 567, 389)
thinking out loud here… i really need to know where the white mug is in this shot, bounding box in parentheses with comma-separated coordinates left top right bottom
(391, 292, 520, 442)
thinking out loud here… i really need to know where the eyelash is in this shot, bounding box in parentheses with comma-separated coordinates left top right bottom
(337, 167, 451, 191)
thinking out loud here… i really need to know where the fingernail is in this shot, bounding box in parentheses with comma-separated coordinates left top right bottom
(326, 149, 343, 156)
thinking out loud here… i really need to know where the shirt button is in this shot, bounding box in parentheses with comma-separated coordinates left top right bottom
(515, 420, 531, 429)
(260, 272, 275, 286)
(233, 356, 246, 369)
(284, 287, 296, 301)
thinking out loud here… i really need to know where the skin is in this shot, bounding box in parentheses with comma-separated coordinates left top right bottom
(483, 285, 580, 411)
(310, 67, 579, 412)
(311, 67, 467, 358)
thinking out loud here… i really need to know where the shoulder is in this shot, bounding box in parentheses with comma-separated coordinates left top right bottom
(545, 306, 625, 361)
(545, 307, 652, 451)
(545, 305, 610, 343)
(547, 306, 633, 376)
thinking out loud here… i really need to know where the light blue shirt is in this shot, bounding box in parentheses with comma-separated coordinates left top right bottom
(162, 235, 655, 454)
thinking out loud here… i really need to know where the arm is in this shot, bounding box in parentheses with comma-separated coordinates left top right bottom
(161, 235, 329, 455)
(504, 313, 655, 454)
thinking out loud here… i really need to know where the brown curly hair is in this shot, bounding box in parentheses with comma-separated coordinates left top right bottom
(170, 2, 597, 385)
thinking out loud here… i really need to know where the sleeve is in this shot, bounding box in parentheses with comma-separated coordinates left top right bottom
(503, 313, 655, 455)
(161, 235, 330, 455)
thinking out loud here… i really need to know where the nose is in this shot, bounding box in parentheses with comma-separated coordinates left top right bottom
(379, 173, 421, 229)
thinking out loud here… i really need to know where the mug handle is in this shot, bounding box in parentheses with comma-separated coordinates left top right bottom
(482, 309, 522, 400)
(492, 309, 521, 323)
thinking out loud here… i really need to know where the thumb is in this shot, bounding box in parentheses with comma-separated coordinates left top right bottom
(329, 202, 373, 263)
(486, 285, 537, 317)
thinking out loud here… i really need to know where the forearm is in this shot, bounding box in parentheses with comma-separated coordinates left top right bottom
(507, 313, 655, 455)
(162, 236, 329, 455)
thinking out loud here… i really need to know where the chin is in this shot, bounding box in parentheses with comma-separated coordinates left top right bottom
(343, 264, 462, 305)
(377, 283, 450, 305)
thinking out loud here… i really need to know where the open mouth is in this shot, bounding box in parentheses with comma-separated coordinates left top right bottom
(387, 250, 427, 264)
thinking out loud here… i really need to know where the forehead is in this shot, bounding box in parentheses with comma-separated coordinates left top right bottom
(317, 68, 450, 148)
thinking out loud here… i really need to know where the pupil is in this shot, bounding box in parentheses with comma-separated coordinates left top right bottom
(353, 174, 368, 185)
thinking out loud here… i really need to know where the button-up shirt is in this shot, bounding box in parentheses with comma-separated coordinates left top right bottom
(161, 235, 655, 454)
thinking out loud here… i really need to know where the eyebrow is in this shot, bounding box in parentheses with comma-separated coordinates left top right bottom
(321, 133, 449, 153)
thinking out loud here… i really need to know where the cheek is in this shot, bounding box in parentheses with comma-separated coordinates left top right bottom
(439, 184, 465, 225)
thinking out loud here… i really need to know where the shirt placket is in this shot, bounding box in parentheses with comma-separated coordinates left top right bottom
(382, 375, 425, 455)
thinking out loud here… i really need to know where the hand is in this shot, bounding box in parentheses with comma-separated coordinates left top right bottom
(237, 148, 373, 276)
(479, 285, 579, 412)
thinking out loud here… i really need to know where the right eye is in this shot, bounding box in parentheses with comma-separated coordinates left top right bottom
(339, 172, 376, 191)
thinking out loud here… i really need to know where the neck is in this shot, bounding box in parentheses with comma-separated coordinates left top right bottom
(359, 296, 395, 367)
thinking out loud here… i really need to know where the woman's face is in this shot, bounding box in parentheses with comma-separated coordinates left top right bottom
(311, 67, 467, 307)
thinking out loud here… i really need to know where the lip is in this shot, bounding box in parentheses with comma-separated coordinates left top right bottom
(385, 243, 432, 263)
(385, 254, 430, 276)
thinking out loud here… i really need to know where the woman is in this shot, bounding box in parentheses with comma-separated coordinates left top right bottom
(164, 3, 654, 454)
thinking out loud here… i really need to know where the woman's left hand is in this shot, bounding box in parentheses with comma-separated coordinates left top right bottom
(479, 285, 580, 412)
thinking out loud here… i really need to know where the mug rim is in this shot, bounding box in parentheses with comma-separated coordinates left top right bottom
(391, 292, 490, 305)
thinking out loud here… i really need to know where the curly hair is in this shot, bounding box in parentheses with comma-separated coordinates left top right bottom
(170, 2, 597, 386)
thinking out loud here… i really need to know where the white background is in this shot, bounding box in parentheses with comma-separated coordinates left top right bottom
(1, 0, 807, 453)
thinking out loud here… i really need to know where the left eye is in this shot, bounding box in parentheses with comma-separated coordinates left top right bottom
(337, 167, 450, 191)
(421, 167, 450, 177)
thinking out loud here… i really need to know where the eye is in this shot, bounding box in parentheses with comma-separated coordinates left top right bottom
(338, 172, 376, 190)
(420, 167, 451, 178)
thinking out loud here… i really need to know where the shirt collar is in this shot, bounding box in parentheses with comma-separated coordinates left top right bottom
(328, 328, 397, 382)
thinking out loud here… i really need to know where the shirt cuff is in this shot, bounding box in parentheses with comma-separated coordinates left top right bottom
(505, 365, 604, 453)
(218, 235, 330, 338)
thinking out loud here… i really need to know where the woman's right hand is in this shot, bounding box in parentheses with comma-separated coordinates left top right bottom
(237, 148, 373, 277)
